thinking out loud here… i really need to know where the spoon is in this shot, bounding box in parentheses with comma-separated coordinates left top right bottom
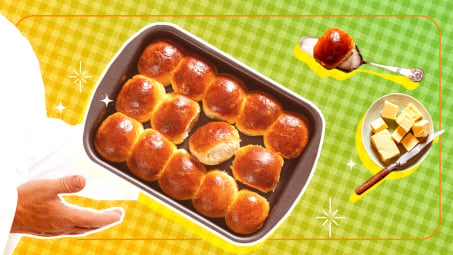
(299, 36, 425, 82)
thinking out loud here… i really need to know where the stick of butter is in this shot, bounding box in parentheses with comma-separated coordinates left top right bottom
(371, 129, 400, 163)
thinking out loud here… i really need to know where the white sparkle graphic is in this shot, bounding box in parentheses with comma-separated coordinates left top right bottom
(68, 61, 92, 92)
(347, 159, 356, 169)
(100, 95, 114, 107)
(315, 198, 345, 238)
(56, 101, 66, 113)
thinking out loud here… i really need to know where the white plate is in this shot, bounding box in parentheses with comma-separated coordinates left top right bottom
(362, 93, 434, 169)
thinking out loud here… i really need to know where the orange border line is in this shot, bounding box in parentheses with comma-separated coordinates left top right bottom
(77, 238, 202, 241)
(15, 14, 438, 26)
(16, 14, 442, 242)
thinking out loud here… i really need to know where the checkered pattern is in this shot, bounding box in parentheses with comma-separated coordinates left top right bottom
(2, 0, 452, 254)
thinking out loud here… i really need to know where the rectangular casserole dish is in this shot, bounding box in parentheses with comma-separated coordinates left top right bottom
(83, 23, 325, 246)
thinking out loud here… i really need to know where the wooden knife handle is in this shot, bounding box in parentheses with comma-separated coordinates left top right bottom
(355, 168, 391, 195)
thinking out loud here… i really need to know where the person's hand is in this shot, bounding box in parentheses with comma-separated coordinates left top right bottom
(11, 175, 123, 237)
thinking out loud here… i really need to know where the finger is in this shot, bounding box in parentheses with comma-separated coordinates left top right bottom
(52, 175, 86, 195)
(67, 207, 123, 229)
(34, 226, 103, 237)
(66, 226, 105, 236)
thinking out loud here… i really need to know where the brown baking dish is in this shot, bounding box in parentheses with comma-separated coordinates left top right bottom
(83, 23, 325, 246)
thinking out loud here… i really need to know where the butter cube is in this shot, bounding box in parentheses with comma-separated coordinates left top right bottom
(381, 100, 399, 120)
(392, 126, 407, 143)
(396, 113, 415, 132)
(376, 129, 391, 136)
(401, 132, 419, 151)
(371, 130, 400, 162)
(413, 119, 430, 138)
(370, 117, 388, 133)
(402, 103, 422, 121)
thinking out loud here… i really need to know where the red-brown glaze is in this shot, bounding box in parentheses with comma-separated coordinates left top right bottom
(137, 40, 184, 86)
(115, 75, 165, 123)
(235, 91, 282, 136)
(202, 74, 247, 123)
(192, 170, 238, 218)
(94, 112, 144, 162)
(171, 55, 216, 101)
(151, 93, 200, 144)
(189, 122, 239, 156)
(264, 112, 310, 159)
(225, 190, 269, 235)
(158, 150, 207, 200)
(231, 145, 283, 193)
(127, 129, 176, 182)
(313, 27, 355, 69)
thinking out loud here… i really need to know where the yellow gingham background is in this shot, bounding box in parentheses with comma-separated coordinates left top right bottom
(1, 0, 451, 254)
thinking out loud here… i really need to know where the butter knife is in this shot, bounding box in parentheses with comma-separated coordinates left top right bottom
(355, 129, 444, 195)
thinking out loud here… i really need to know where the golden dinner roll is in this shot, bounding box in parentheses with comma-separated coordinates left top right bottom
(171, 55, 216, 101)
(137, 40, 184, 86)
(151, 93, 200, 144)
(158, 150, 207, 200)
(192, 170, 238, 218)
(313, 27, 356, 70)
(225, 189, 269, 235)
(127, 129, 176, 182)
(231, 145, 283, 192)
(202, 74, 247, 124)
(115, 74, 166, 123)
(264, 112, 310, 159)
(189, 121, 241, 165)
(94, 112, 144, 162)
(235, 91, 282, 136)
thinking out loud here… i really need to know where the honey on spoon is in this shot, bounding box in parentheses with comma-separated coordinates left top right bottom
(299, 27, 425, 82)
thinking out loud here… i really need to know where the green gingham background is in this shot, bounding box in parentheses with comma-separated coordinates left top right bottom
(2, 0, 452, 254)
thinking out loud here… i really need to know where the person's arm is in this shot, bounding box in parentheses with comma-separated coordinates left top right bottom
(11, 175, 123, 237)
(0, 13, 126, 252)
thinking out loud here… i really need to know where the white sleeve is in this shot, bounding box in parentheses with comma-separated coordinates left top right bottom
(0, 181, 18, 255)
(0, 12, 140, 200)
(0, 12, 46, 254)
(0, 11, 139, 254)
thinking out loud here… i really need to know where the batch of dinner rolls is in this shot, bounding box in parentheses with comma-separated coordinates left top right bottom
(94, 39, 310, 235)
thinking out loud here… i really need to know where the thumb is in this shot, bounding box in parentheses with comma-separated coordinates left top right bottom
(51, 175, 86, 195)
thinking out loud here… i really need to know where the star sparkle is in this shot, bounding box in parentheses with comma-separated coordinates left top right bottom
(55, 101, 66, 114)
(315, 198, 345, 238)
(100, 95, 114, 107)
(347, 159, 356, 169)
(68, 61, 92, 92)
